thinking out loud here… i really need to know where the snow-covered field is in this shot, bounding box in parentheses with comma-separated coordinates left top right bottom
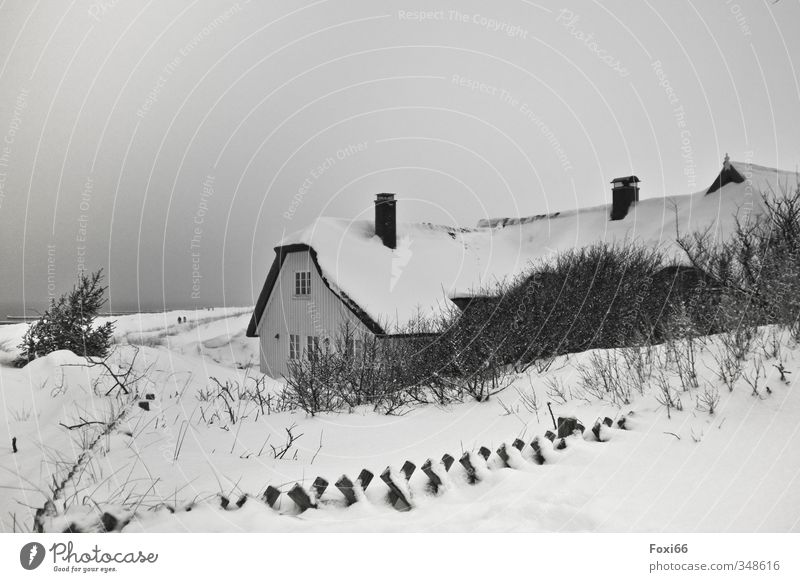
(1, 308, 798, 532)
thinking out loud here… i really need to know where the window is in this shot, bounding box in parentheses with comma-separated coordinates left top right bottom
(347, 338, 364, 360)
(306, 336, 319, 359)
(295, 271, 311, 296)
(289, 334, 300, 360)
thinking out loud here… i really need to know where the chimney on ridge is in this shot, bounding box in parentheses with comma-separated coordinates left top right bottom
(609, 176, 640, 220)
(374, 193, 396, 249)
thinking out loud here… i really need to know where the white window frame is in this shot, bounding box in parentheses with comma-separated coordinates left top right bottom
(294, 271, 311, 296)
(306, 335, 319, 359)
(289, 334, 300, 360)
(348, 337, 364, 360)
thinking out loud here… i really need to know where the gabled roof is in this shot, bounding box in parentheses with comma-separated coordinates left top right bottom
(706, 163, 745, 194)
(249, 161, 795, 335)
(246, 243, 384, 337)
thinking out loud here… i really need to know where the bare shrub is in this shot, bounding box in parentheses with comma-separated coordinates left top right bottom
(663, 303, 701, 391)
(696, 383, 721, 415)
(653, 370, 683, 419)
(678, 180, 800, 338)
(517, 378, 542, 422)
(759, 326, 784, 361)
(432, 299, 515, 402)
(281, 318, 451, 415)
(199, 370, 281, 425)
(620, 344, 654, 394)
(270, 423, 303, 460)
(709, 335, 744, 392)
(283, 345, 342, 416)
(445, 364, 515, 403)
(741, 356, 766, 398)
(544, 375, 570, 404)
(719, 320, 759, 362)
(575, 351, 631, 405)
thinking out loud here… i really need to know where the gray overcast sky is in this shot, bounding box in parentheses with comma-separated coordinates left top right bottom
(1, 0, 799, 315)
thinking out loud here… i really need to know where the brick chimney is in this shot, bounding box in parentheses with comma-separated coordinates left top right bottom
(610, 176, 640, 221)
(374, 193, 396, 249)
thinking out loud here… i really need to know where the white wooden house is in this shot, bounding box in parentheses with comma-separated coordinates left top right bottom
(248, 159, 792, 377)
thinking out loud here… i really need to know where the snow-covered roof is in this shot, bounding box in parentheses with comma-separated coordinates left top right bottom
(249, 161, 796, 334)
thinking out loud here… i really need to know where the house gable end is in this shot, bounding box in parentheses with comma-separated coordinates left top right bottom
(247, 244, 385, 338)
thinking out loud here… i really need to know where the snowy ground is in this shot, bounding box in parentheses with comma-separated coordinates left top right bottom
(1, 309, 798, 532)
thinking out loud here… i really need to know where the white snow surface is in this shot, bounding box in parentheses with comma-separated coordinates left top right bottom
(283, 162, 796, 328)
(1, 308, 799, 533)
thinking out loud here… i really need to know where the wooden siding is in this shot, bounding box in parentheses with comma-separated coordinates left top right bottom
(257, 250, 371, 378)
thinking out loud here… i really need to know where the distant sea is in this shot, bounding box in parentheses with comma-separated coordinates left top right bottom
(0, 299, 213, 324)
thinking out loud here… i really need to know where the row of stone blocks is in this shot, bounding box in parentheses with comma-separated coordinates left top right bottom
(55, 414, 628, 531)
(252, 414, 628, 515)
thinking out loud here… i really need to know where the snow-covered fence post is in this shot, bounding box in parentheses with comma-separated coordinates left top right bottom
(288, 483, 317, 512)
(219, 495, 246, 510)
(557, 416, 584, 438)
(478, 446, 491, 461)
(591, 419, 609, 442)
(530, 437, 545, 464)
(336, 469, 374, 506)
(381, 463, 414, 511)
(263, 485, 281, 508)
(335, 476, 358, 505)
(100, 512, 119, 532)
(358, 469, 374, 490)
(545, 429, 567, 450)
(441, 453, 455, 471)
(312, 477, 328, 500)
(421, 459, 444, 493)
(496, 444, 511, 467)
(512, 438, 525, 452)
(459, 452, 479, 484)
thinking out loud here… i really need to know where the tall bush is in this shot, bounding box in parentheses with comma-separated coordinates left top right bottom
(678, 181, 800, 336)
